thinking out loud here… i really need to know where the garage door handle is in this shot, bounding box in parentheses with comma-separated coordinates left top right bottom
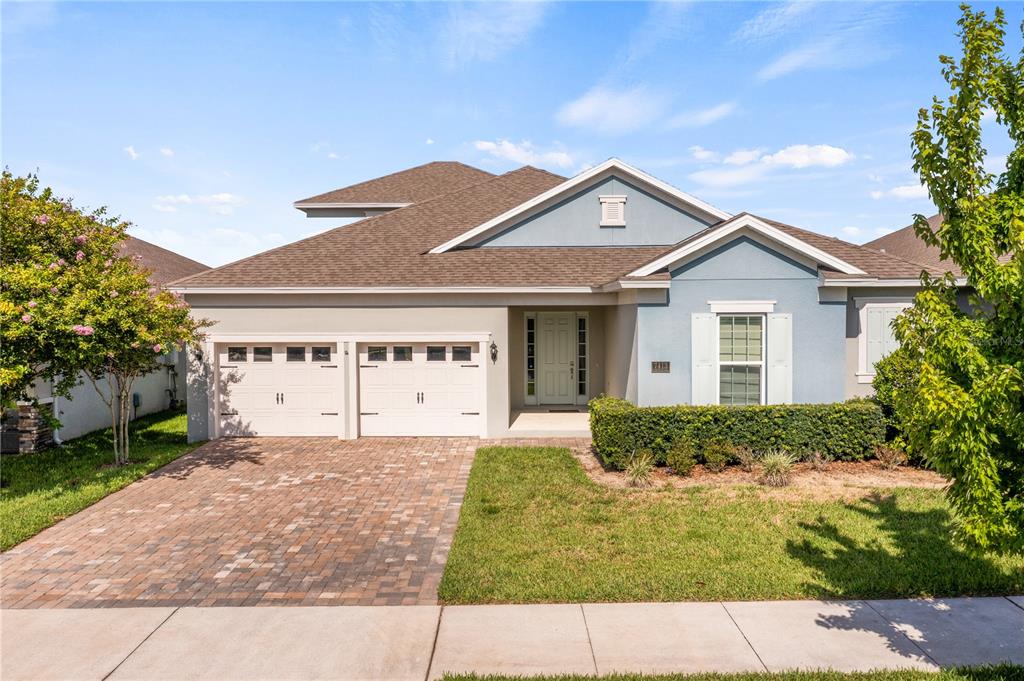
(321, 412, 338, 416)
(461, 364, 479, 368)
(461, 412, 480, 416)
(320, 365, 338, 368)
(359, 365, 377, 368)
(360, 412, 378, 416)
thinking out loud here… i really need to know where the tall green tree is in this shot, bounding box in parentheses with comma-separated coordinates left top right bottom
(888, 4, 1023, 555)
(1, 172, 206, 464)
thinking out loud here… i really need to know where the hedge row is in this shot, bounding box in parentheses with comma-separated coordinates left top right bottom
(589, 396, 886, 470)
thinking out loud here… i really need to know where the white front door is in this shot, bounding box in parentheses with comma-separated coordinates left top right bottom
(358, 343, 482, 436)
(217, 343, 342, 437)
(537, 312, 574, 405)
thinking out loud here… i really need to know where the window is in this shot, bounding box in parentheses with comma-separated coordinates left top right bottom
(286, 346, 306, 362)
(858, 301, 911, 381)
(452, 345, 472, 362)
(253, 347, 273, 362)
(599, 195, 626, 227)
(426, 346, 446, 362)
(525, 315, 536, 398)
(227, 347, 246, 362)
(577, 316, 588, 397)
(367, 346, 387, 362)
(311, 346, 331, 362)
(393, 346, 412, 362)
(718, 315, 764, 405)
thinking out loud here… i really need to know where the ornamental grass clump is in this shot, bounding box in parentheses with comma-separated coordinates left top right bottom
(805, 451, 833, 472)
(759, 450, 797, 487)
(625, 450, 655, 488)
(732, 445, 757, 472)
(875, 444, 908, 471)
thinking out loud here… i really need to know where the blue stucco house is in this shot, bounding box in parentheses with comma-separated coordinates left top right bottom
(172, 159, 944, 441)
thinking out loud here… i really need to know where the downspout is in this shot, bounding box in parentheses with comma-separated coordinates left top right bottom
(51, 394, 63, 445)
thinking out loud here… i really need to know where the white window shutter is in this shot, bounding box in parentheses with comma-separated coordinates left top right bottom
(766, 313, 792, 404)
(691, 313, 717, 405)
(883, 307, 901, 357)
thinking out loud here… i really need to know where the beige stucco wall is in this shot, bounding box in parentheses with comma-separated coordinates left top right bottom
(603, 303, 638, 403)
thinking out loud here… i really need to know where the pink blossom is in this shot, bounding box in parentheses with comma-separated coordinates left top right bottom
(48, 262, 59, 270)
(21, 314, 32, 323)
(109, 290, 119, 298)
(27, 300, 37, 308)
(148, 287, 158, 295)
(50, 287, 59, 294)
(57, 258, 66, 266)
(152, 344, 163, 353)
(75, 250, 85, 261)
(74, 234, 87, 245)
(34, 214, 49, 225)
(72, 325, 94, 336)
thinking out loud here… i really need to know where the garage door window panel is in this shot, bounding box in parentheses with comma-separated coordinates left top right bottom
(286, 346, 306, 362)
(367, 346, 387, 362)
(427, 346, 446, 361)
(311, 346, 331, 362)
(228, 347, 247, 362)
(393, 346, 413, 362)
(253, 347, 273, 362)
(452, 346, 472, 362)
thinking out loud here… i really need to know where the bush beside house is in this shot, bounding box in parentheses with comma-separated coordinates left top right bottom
(590, 396, 886, 470)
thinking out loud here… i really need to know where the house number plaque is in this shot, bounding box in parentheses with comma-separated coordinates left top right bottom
(651, 361, 670, 373)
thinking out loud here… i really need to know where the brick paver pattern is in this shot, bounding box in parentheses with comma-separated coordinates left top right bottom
(1, 438, 482, 608)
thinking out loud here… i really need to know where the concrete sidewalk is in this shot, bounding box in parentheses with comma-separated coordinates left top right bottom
(2, 597, 1022, 681)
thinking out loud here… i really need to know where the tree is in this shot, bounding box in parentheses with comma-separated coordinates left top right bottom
(886, 4, 1024, 555)
(1, 172, 206, 464)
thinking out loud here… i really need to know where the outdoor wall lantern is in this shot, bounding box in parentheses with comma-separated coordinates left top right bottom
(490, 340, 498, 363)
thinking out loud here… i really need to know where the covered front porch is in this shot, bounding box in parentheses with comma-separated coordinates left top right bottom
(508, 407, 590, 437)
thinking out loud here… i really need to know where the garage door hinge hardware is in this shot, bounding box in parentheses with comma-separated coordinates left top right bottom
(360, 412, 378, 416)
(221, 365, 238, 369)
(320, 365, 338, 368)
(359, 365, 377, 368)
(461, 412, 480, 415)
(321, 412, 339, 416)
(220, 411, 239, 416)
(461, 364, 479, 368)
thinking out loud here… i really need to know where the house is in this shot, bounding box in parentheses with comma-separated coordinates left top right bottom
(1, 237, 209, 453)
(172, 159, 941, 441)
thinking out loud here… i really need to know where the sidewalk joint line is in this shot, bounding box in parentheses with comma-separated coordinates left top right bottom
(720, 601, 768, 672)
(1006, 596, 1024, 613)
(579, 604, 599, 675)
(101, 606, 179, 681)
(424, 604, 444, 681)
(861, 599, 939, 668)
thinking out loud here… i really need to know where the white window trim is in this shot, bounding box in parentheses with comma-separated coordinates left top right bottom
(856, 299, 913, 383)
(708, 300, 776, 314)
(599, 195, 627, 227)
(715, 313, 767, 406)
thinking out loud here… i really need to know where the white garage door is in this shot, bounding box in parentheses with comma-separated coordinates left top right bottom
(217, 343, 342, 436)
(359, 343, 482, 436)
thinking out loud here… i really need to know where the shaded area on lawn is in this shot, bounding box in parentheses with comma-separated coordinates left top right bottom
(0, 409, 202, 550)
(441, 667, 1024, 681)
(438, 447, 1024, 604)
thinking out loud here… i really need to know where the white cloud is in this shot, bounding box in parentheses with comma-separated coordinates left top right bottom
(123, 145, 139, 160)
(758, 40, 837, 81)
(690, 145, 719, 162)
(473, 139, 575, 169)
(870, 183, 929, 200)
(689, 143, 854, 188)
(724, 148, 764, 166)
(557, 85, 668, 135)
(840, 226, 862, 238)
(327, 152, 339, 160)
(159, 147, 174, 157)
(441, 2, 546, 68)
(667, 101, 737, 129)
(425, 138, 435, 145)
(155, 193, 193, 205)
(762, 144, 853, 168)
(733, 1, 818, 43)
(153, 192, 245, 215)
(152, 204, 178, 213)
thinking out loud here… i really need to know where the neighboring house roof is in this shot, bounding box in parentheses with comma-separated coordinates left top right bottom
(863, 214, 958, 274)
(294, 161, 495, 207)
(172, 162, 939, 291)
(120, 236, 209, 285)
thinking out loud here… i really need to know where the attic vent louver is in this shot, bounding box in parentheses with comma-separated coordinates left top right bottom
(599, 195, 627, 227)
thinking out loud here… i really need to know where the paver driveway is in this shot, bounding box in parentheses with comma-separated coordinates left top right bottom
(1, 438, 477, 608)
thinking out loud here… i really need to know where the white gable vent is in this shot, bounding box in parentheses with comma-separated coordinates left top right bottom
(599, 195, 627, 227)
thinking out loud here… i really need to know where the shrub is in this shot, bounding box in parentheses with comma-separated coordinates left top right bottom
(732, 445, 757, 472)
(590, 397, 886, 470)
(872, 349, 918, 443)
(875, 444, 908, 470)
(759, 450, 797, 487)
(625, 450, 655, 487)
(805, 451, 833, 471)
(665, 440, 697, 476)
(702, 441, 731, 473)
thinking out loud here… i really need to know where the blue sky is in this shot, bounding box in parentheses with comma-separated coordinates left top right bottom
(3, 1, 1019, 267)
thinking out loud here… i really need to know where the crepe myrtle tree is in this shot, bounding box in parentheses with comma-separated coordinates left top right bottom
(1, 172, 206, 464)
(883, 5, 1024, 555)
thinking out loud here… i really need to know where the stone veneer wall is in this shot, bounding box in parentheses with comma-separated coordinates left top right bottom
(0, 403, 54, 454)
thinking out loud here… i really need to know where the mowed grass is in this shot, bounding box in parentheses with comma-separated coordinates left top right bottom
(1, 410, 202, 550)
(442, 668, 1024, 681)
(438, 447, 1024, 604)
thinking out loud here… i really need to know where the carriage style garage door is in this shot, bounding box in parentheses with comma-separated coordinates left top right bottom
(358, 342, 482, 436)
(217, 343, 342, 436)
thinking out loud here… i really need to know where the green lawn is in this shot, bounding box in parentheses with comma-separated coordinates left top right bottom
(0, 409, 202, 550)
(442, 668, 1024, 681)
(439, 447, 1024, 604)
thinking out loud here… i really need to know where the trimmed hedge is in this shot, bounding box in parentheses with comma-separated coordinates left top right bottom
(589, 396, 885, 470)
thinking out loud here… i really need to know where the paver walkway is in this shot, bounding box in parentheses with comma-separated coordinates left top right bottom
(2, 597, 1022, 680)
(0, 437, 477, 608)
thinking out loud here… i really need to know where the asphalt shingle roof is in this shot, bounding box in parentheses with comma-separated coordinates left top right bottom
(120, 236, 209, 285)
(295, 161, 495, 206)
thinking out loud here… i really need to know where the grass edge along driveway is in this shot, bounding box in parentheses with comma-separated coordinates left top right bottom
(1, 410, 202, 550)
(441, 667, 1024, 681)
(438, 446, 1024, 604)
